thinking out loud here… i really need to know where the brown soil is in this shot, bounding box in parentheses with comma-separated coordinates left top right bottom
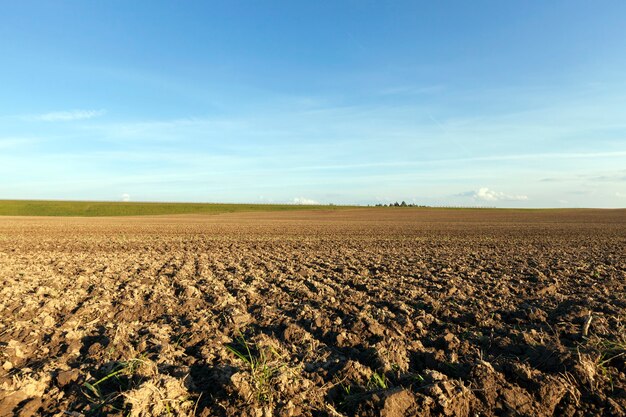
(1, 208, 625, 417)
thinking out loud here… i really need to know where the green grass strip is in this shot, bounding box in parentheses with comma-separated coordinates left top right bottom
(0, 199, 348, 217)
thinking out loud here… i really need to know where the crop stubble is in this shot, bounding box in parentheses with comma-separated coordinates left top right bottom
(1, 209, 625, 416)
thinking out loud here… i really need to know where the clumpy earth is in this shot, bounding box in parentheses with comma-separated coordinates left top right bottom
(0, 208, 625, 417)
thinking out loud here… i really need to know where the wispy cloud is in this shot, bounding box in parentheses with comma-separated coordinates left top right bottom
(588, 173, 626, 182)
(540, 169, 626, 183)
(378, 84, 446, 96)
(25, 109, 106, 122)
(280, 150, 626, 173)
(0, 137, 35, 149)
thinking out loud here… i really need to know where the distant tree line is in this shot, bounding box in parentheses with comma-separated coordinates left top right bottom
(370, 202, 497, 208)
(374, 201, 428, 207)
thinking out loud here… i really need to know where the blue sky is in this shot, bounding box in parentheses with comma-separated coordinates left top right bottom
(1, 1, 625, 207)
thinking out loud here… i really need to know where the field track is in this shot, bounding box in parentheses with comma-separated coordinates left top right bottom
(1, 208, 625, 416)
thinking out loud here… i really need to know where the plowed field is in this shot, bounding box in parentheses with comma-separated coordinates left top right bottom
(1, 209, 625, 416)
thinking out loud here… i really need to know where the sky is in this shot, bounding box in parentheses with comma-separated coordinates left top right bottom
(1, 1, 626, 207)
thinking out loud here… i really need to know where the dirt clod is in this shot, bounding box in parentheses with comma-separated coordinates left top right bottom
(56, 369, 79, 387)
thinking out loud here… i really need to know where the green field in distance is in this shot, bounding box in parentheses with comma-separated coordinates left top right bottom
(0, 200, 347, 217)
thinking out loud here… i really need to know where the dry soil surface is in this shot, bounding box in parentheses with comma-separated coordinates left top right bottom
(1, 209, 625, 417)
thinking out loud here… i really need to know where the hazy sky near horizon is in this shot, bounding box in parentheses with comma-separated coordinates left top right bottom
(1, 1, 626, 207)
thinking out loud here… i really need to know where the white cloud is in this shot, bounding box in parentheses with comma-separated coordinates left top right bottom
(470, 187, 528, 202)
(26, 109, 106, 122)
(292, 197, 319, 205)
(121, 193, 130, 202)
